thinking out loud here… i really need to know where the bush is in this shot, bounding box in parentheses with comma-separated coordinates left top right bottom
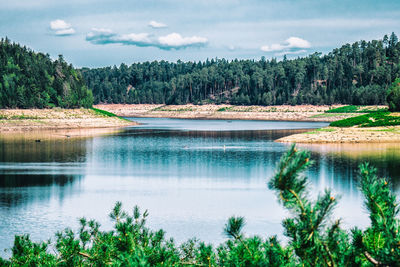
(387, 78, 400, 111)
(2, 145, 400, 266)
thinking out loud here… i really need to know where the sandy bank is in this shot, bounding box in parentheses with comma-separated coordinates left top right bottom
(276, 126, 400, 143)
(0, 108, 135, 138)
(94, 104, 359, 122)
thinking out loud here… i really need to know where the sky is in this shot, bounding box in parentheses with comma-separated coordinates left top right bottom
(1, 0, 399, 68)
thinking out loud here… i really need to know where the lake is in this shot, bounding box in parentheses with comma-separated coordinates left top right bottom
(1, 118, 400, 256)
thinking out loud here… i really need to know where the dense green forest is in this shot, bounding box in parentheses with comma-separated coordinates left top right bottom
(2, 145, 400, 266)
(82, 33, 400, 106)
(1, 33, 399, 109)
(0, 38, 93, 108)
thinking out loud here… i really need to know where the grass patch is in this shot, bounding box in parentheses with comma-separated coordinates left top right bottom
(310, 113, 351, 118)
(217, 106, 233, 112)
(261, 107, 278, 112)
(90, 107, 118, 117)
(90, 107, 131, 122)
(330, 112, 400, 127)
(326, 105, 388, 113)
(152, 106, 194, 112)
(217, 106, 255, 112)
(369, 127, 400, 133)
(0, 114, 41, 120)
(305, 127, 336, 134)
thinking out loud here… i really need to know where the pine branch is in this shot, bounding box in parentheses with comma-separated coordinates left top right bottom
(364, 251, 384, 266)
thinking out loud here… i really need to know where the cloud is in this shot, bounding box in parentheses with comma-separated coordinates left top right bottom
(261, 37, 311, 52)
(158, 33, 207, 49)
(119, 33, 152, 44)
(86, 28, 154, 47)
(286, 37, 311, 49)
(86, 29, 207, 50)
(148, 20, 167, 29)
(86, 28, 117, 44)
(50, 19, 75, 36)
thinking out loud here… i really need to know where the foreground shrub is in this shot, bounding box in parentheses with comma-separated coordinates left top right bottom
(2, 145, 400, 266)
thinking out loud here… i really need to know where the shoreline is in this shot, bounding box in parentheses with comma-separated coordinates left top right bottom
(0, 108, 136, 138)
(95, 104, 398, 144)
(94, 104, 358, 122)
(1, 105, 396, 143)
(276, 126, 400, 144)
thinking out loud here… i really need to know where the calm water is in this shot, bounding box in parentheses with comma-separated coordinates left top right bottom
(1, 118, 400, 256)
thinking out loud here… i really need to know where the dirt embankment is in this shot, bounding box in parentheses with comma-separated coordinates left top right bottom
(0, 108, 135, 138)
(94, 104, 355, 122)
(276, 126, 400, 143)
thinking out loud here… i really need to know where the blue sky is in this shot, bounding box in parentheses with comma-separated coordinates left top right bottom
(1, 0, 399, 67)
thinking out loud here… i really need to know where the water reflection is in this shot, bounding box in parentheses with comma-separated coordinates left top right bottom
(0, 175, 82, 207)
(302, 143, 400, 189)
(0, 174, 78, 187)
(0, 138, 88, 163)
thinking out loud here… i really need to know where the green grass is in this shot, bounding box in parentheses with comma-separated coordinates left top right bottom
(217, 106, 233, 112)
(305, 127, 336, 134)
(217, 106, 255, 112)
(310, 113, 349, 118)
(330, 112, 400, 127)
(90, 107, 131, 122)
(326, 105, 388, 113)
(370, 128, 400, 133)
(152, 106, 194, 112)
(90, 107, 118, 117)
(0, 114, 41, 120)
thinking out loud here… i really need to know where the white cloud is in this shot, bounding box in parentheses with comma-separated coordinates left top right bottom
(261, 43, 285, 52)
(50, 19, 71, 30)
(158, 33, 207, 48)
(86, 29, 152, 47)
(86, 30, 207, 50)
(148, 20, 167, 29)
(50, 19, 75, 36)
(286, 37, 311, 49)
(261, 37, 311, 53)
(118, 33, 151, 43)
(54, 28, 75, 35)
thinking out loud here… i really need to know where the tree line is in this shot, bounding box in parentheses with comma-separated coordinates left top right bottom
(1, 33, 399, 109)
(82, 33, 400, 106)
(0, 38, 93, 109)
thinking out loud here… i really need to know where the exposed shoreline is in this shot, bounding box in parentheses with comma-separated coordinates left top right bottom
(0, 108, 136, 138)
(95, 104, 399, 143)
(94, 104, 356, 122)
(276, 126, 400, 143)
(1, 105, 396, 143)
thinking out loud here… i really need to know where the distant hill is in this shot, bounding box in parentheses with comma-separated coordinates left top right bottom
(0, 38, 93, 108)
(82, 33, 400, 106)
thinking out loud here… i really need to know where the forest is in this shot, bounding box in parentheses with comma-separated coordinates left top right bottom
(1, 33, 399, 109)
(82, 33, 400, 106)
(0, 38, 93, 109)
